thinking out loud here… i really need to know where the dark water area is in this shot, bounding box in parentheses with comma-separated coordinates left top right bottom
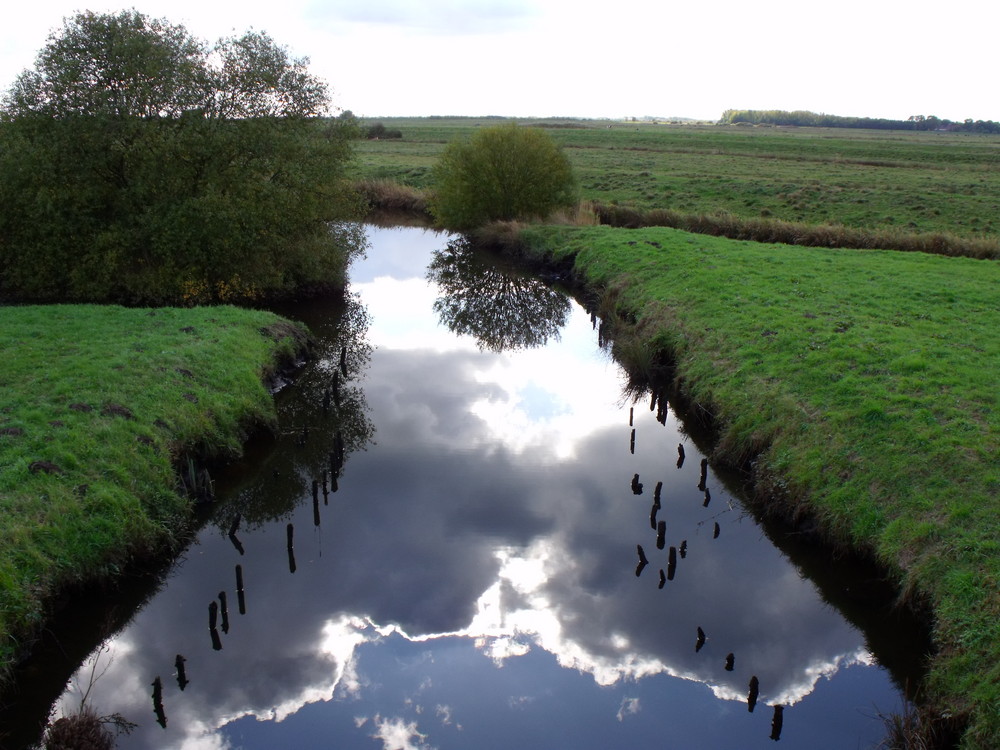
(2, 225, 927, 749)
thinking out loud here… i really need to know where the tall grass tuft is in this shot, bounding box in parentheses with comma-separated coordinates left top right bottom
(593, 202, 1000, 260)
(354, 179, 432, 218)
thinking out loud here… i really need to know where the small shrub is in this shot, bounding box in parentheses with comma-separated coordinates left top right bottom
(429, 123, 577, 230)
(364, 121, 402, 140)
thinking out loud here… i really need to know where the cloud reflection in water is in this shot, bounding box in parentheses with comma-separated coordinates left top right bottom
(49, 226, 900, 750)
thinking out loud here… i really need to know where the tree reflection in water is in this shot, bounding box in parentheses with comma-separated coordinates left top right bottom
(210, 288, 376, 531)
(427, 238, 571, 352)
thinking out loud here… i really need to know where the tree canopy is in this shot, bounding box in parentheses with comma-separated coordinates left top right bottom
(0, 10, 364, 305)
(429, 123, 577, 231)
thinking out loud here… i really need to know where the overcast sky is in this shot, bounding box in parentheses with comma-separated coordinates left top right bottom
(1, 0, 996, 122)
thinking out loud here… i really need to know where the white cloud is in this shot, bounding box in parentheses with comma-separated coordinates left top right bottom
(616, 696, 641, 722)
(371, 715, 435, 750)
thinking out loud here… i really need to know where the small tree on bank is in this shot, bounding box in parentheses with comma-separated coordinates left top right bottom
(0, 10, 365, 305)
(429, 123, 577, 231)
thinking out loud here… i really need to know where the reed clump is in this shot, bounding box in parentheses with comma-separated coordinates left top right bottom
(593, 203, 1000, 260)
(354, 178, 432, 218)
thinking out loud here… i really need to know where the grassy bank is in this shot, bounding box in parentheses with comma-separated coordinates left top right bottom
(508, 223, 998, 747)
(0, 304, 309, 678)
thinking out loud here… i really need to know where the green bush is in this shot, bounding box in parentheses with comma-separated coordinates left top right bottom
(0, 10, 365, 305)
(429, 123, 577, 230)
(364, 121, 403, 140)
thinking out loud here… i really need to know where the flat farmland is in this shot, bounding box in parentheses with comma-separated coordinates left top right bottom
(352, 118, 1000, 239)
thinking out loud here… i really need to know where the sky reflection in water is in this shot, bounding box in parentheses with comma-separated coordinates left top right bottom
(52, 225, 903, 749)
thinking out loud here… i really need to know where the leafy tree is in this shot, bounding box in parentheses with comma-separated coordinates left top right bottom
(0, 10, 364, 304)
(429, 123, 577, 231)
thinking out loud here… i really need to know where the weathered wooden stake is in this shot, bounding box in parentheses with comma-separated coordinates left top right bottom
(770, 705, 784, 741)
(175, 654, 188, 691)
(236, 564, 246, 614)
(748, 676, 760, 713)
(218, 592, 229, 634)
(152, 676, 167, 727)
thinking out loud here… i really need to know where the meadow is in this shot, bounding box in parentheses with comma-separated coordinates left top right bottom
(353, 117, 1000, 252)
(0, 305, 308, 677)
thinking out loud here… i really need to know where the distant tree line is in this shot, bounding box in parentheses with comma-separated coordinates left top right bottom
(719, 109, 1000, 134)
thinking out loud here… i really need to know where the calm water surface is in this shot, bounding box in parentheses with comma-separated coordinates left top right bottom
(26, 226, 916, 748)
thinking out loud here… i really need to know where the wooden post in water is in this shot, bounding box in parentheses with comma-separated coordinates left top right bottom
(635, 545, 648, 577)
(175, 654, 188, 691)
(676, 443, 685, 468)
(287, 523, 296, 574)
(218, 592, 229, 634)
(770, 705, 784, 741)
(152, 676, 167, 728)
(698, 458, 708, 491)
(236, 564, 247, 615)
(748, 676, 760, 713)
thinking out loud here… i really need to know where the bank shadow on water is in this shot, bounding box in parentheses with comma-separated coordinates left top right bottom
(2, 224, 931, 750)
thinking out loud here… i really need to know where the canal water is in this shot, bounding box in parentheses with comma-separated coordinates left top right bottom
(16, 225, 920, 748)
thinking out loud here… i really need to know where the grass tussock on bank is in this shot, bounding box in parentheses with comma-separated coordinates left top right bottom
(354, 178, 432, 219)
(0, 305, 309, 679)
(593, 203, 1000, 261)
(515, 224, 999, 748)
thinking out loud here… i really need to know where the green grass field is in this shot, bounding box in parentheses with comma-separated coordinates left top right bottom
(353, 117, 1000, 240)
(0, 305, 307, 677)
